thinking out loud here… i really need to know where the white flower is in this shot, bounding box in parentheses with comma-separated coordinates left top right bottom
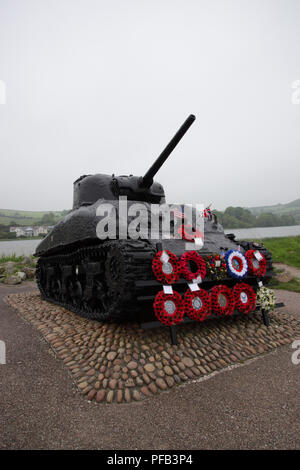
(256, 287, 275, 312)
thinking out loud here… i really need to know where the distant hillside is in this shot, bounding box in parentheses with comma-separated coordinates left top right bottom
(249, 199, 300, 224)
(1, 199, 299, 231)
(214, 205, 297, 229)
(0, 209, 69, 226)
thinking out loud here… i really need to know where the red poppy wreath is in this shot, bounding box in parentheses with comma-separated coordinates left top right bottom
(180, 251, 206, 282)
(210, 284, 235, 316)
(233, 283, 256, 314)
(245, 250, 267, 277)
(183, 288, 211, 322)
(153, 290, 184, 326)
(152, 250, 181, 284)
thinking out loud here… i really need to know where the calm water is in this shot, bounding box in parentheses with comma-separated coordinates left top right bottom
(0, 239, 41, 256)
(1, 225, 300, 256)
(224, 225, 300, 240)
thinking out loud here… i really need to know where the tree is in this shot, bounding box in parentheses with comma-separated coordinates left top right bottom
(279, 214, 295, 226)
(40, 212, 56, 225)
(256, 213, 279, 227)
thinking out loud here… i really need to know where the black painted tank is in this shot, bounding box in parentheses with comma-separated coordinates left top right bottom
(35, 115, 273, 322)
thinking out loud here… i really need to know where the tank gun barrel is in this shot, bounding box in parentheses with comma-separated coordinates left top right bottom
(141, 114, 196, 188)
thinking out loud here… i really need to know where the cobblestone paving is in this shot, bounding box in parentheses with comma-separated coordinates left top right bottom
(5, 292, 300, 404)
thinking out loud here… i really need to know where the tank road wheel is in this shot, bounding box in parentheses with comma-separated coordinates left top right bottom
(84, 276, 109, 320)
(67, 278, 83, 307)
(46, 265, 62, 301)
(78, 261, 109, 321)
(73, 279, 83, 300)
(50, 278, 62, 301)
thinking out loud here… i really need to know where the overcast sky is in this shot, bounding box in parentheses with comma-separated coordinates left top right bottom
(0, 0, 299, 212)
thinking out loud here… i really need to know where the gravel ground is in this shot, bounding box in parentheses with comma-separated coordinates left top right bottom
(0, 282, 299, 449)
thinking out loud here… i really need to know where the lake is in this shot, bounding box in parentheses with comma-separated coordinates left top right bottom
(0, 239, 41, 256)
(1, 225, 300, 256)
(224, 225, 300, 240)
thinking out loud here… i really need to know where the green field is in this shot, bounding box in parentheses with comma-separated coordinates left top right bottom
(258, 236, 300, 268)
(0, 208, 68, 226)
(257, 236, 300, 293)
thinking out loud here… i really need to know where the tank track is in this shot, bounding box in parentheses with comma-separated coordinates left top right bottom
(36, 240, 156, 322)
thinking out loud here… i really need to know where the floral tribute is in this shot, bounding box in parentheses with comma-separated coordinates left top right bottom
(233, 283, 256, 314)
(153, 290, 184, 326)
(205, 254, 227, 280)
(245, 250, 267, 277)
(180, 251, 206, 282)
(210, 284, 235, 316)
(183, 288, 211, 322)
(255, 287, 275, 312)
(152, 250, 181, 284)
(225, 250, 248, 279)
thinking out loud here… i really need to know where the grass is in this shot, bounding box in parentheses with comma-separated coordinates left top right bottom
(246, 236, 300, 292)
(0, 208, 66, 226)
(259, 236, 300, 292)
(0, 254, 27, 263)
(269, 277, 300, 293)
(253, 236, 300, 268)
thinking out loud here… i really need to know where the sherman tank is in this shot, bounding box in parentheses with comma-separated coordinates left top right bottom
(35, 115, 273, 324)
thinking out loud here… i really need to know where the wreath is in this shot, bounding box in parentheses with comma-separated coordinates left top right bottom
(183, 288, 211, 322)
(205, 254, 227, 280)
(180, 251, 206, 282)
(245, 250, 267, 277)
(210, 284, 235, 316)
(233, 283, 256, 314)
(153, 290, 184, 325)
(225, 250, 248, 279)
(152, 250, 180, 284)
(256, 287, 275, 312)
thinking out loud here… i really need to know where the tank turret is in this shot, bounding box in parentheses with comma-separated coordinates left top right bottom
(73, 115, 196, 208)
